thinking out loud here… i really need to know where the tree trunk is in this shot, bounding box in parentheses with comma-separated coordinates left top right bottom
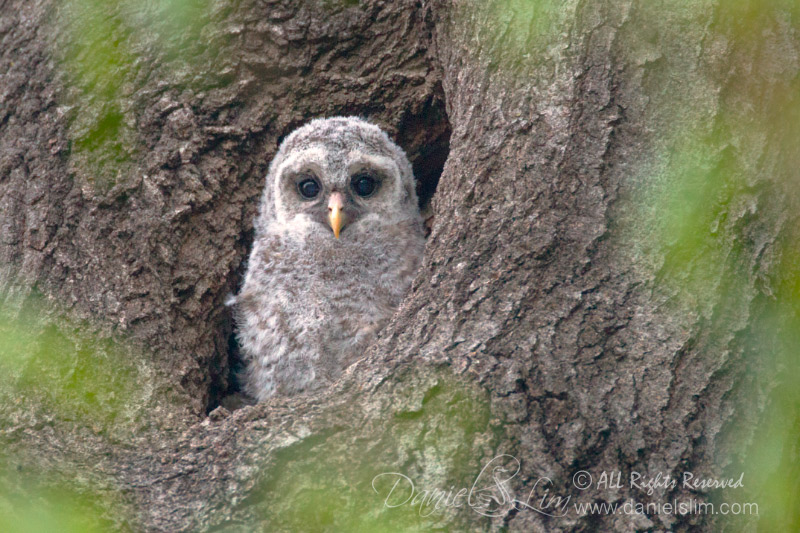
(1, 0, 797, 530)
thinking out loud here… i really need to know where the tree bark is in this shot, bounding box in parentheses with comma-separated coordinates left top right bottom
(1, 0, 797, 530)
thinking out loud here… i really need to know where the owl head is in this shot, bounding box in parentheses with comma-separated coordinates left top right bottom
(257, 117, 421, 241)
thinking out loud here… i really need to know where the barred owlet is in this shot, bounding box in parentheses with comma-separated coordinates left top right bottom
(231, 117, 425, 401)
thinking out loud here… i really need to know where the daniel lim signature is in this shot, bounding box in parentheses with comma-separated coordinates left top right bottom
(371, 454, 570, 518)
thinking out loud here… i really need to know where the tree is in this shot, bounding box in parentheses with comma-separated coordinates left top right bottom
(1, 0, 797, 530)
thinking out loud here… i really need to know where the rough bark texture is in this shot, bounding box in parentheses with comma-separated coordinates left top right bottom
(1, 0, 797, 530)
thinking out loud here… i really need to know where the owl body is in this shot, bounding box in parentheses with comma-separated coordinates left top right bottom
(234, 117, 425, 401)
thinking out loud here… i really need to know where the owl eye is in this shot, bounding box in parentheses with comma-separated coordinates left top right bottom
(351, 172, 378, 197)
(297, 177, 321, 199)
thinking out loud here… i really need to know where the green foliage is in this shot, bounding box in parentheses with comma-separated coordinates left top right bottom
(629, 120, 751, 313)
(252, 375, 492, 531)
(55, 0, 220, 188)
(0, 295, 151, 438)
(621, 1, 800, 528)
(735, 228, 800, 531)
(456, 0, 567, 71)
(0, 468, 129, 533)
(0, 292, 152, 529)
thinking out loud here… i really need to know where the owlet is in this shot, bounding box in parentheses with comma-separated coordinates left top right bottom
(231, 117, 425, 401)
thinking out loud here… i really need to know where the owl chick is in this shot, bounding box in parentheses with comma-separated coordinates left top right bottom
(232, 117, 426, 401)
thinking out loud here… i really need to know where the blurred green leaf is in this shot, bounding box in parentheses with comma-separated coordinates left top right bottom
(0, 470, 130, 533)
(252, 375, 491, 531)
(55, 0, 220, 188)
(0, 294, 153, 438)
(455, 0, 566, 73)
(620, 1, 800, 528)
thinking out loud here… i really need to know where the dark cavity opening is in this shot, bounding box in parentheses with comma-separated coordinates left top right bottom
(206, 227, 256, 415)
(395, 85, 451, 224)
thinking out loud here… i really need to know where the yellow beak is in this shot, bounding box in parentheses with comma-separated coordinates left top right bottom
(328, 192, 346, 239)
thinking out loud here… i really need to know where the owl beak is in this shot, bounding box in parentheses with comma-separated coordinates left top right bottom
(328, 192, 347, 239)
